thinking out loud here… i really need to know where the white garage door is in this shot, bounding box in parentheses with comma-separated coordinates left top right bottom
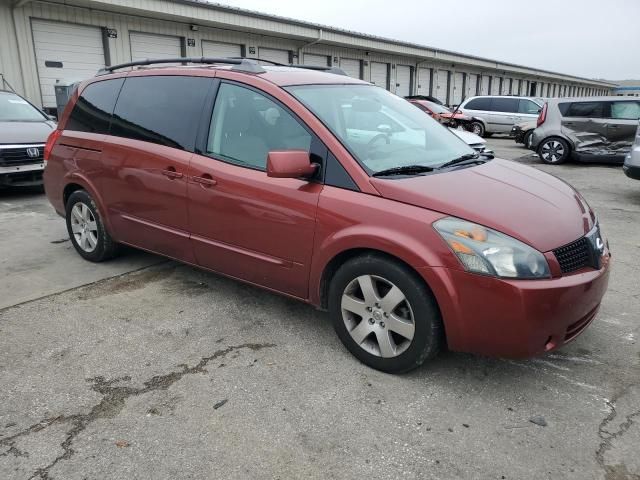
(466, 73, 478, 97)
(480, 76, 490, 95)
(451, 72, 464, 105)
(523, 80, 530, 96)
(395, 65, 411, 97)
(340, 58, 361, 79)
(31, 19, 105, 108)
(417, 67, 431, 96)
(304, 53, 329, 67)
(259, 48, 290, 65)
(130, 32, 181, 61)
(435, 70, 449, 103)
(202, 40, 241, 58)
(490, 76, 500, 95)
(370, 62, 389, 89)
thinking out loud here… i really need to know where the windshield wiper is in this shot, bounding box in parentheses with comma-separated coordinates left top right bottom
(437, 153, 485, 170)
(372, 165, 434, 177)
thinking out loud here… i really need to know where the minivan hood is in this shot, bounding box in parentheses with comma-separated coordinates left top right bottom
(370, 158, 593, 252)
(0, 121, 56, 144)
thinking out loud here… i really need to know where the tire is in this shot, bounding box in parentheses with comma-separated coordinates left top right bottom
(524, 130, 533, 149)
(538, 137, 570, 164)
(328, 254, 443, 373)
(470, 121, 485, 137)
(65, 190, 119, 262)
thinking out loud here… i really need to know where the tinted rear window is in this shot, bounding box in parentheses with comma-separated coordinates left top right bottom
(110, 76, 211, 151)
(464, 98, 490, 110)
(490, 98, 518, 113)
(66, 79, 124, 134)
(561, 101, 605, 118)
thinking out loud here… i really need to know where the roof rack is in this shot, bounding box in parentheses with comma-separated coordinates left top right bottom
(96, 57, 266, 75)
(288, 65, 348, 76)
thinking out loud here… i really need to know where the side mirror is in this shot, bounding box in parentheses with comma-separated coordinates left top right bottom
(267, 150, 317, 179)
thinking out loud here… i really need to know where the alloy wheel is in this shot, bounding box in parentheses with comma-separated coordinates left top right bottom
(70, 202, 98, 252)
(340, 275, 415, 358)
(540, 140, 565, 163)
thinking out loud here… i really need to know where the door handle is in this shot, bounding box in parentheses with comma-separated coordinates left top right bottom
(192, 174, 217, 187)
(162, 168, 183, 179)
(608, 125, 619, 129)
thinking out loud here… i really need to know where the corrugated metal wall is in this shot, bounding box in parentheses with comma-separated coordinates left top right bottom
(0, 0, 613, 109)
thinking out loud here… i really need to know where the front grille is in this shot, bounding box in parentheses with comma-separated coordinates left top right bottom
(553, 237, 590, 273)
(0, 146, 44, 167)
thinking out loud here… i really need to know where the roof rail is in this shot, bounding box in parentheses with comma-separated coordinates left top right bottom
(230, 57, 287, 66)
(288, 64, 348, 76)
(96, 57, 266, 75)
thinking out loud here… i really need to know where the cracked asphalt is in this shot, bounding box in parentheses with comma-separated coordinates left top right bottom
(1, 137, 639, 479)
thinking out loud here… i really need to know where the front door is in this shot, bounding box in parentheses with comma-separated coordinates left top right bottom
(607, 100, 640, 142)
(187, 81, 324, 299)
(100, 75, 213, 262)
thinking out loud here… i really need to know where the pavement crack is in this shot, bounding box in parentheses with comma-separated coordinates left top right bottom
(595, 383, 640, 479)
(0, 343, 275, 479)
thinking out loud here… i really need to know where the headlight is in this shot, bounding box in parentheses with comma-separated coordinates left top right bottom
(433, 217, 550, 279)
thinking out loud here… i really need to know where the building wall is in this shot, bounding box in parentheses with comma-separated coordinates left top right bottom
(0, 0, 615, 109)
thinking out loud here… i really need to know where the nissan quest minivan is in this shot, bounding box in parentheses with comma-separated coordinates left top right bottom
(43, 58, 610, 373)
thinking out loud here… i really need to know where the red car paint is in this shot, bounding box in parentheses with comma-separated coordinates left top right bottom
(408, 99, 473, 124)
(44, 65, 610, 358)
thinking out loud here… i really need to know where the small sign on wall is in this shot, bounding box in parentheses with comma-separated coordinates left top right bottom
(106, 28, 117, 38)
(248, 46, 256, 55)
(187, 38, 195, 47)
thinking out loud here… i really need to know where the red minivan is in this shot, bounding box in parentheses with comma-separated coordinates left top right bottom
(44, 58, 610, 373)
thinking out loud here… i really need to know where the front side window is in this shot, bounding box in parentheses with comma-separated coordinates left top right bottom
(490, 98, 518, 113)
(287, 84, 473, 174)
(563, 102, 605, 118)
(0, 92, 47, 122)
(66, 79, 124, 134)
(610, 101, 640, 120)
(207, 83, 311, 169)
(464, 98, 490, 111)
(111, 76, 211, 151)
(518, 99, 541, 115)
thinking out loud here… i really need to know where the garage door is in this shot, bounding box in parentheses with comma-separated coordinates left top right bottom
(340, 58, 361, 79)
(395, 65, 411, 97)
(259, 48, 290, 65)
(31, 19, 105, 109)
(417, 67, 431, 95)
(130, 32, 181, 61)
(451, 72, 464, 105)
(480, 76, 490, 95)
(304, 53, 329, 67)
(370, 62, 389, 89)
(435, 70, 449, 103)
(466, 73, 478, 97)
(202, 40, 241, 58)
(490, 76, 500, 95)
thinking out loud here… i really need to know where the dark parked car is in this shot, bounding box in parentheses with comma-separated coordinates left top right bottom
(0, 90, 56, 187)
(44, 58, 610, 373)
(532, 97, 640, 164)
(510, 120, 536, 148)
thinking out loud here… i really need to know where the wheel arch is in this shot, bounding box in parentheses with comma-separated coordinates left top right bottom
(61, 173, 115, 236)
(537, 134, 574, 153)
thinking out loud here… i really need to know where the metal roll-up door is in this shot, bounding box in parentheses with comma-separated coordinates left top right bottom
(202, 41, 242, 58)
(31, 19, 105, 108)
(371, 62, 389, 89)
(452, 72, 464, 105)
(130, 32, 182, 61)
(395, 65, 411, 97)
(480, 75, 490, 95)
(417, 67, 431, 95)
(435, 70, 449, 103)
(303, 53, 329, 67)
(258, 48, 290, 65)
(340, 58, 361, 79)
(523, 80, 530, 96)
(490, 76, 500, 95)
(467, 73, 478, 97)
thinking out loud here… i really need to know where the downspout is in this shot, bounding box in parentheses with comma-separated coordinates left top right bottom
(298, 29, 322, 65)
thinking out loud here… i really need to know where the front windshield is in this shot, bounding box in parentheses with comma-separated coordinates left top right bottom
(286, 85, 474, 174)
(0, 93, 46, 122)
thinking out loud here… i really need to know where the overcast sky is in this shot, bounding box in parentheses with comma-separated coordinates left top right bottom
(215, 0, 640, 80)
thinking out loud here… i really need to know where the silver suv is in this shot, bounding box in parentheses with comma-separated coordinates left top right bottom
(457, 95, 542, 137)
(531, 97, 640, 164)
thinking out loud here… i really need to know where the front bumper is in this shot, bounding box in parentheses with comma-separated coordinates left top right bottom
(0, 162, 45, 186)
(419, 253, 611, 358)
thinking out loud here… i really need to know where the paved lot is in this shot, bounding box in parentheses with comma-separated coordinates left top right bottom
(1, 137, 638, 480)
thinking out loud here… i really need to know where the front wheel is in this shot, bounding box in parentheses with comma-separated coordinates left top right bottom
(470, 121, 485, 137)
(65, 190, 119, 262)
(538, 137, 570, 164)
(328, 254, 443, 373)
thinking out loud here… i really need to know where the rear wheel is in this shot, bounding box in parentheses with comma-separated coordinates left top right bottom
(328, 254, 443, 373)
(470, 121, 485, 137)
(538, 137, 570, 164)
(65, 190, 119, 262)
